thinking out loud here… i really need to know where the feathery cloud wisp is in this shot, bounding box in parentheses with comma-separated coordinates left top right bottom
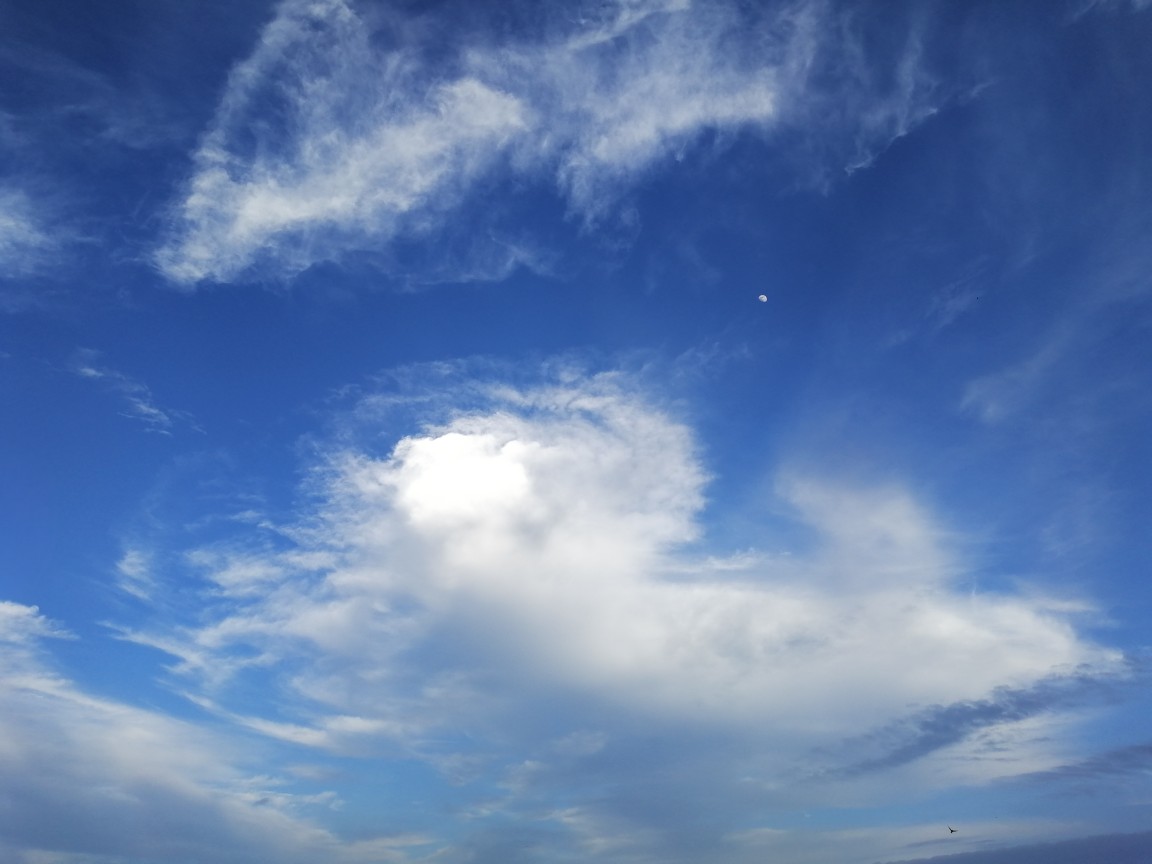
(0, 185, 57, 280)
(0, 602, 429, 864)
(72, 348, 194, 434)
(155, 0, 948, 285)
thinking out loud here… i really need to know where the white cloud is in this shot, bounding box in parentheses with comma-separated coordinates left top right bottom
(114, 548, 156, 601)
(0, 185, 57, 280)
(72, 348, 195, 435)
(0, 601, 73, 644)
(154, 0, 530, 285)
(155, 0, 950, 285)
(493, 0, 780, 215)
(0, 601, 439, 864)
(960, 325, 1078, 425)
(125, 369, 1120, 791)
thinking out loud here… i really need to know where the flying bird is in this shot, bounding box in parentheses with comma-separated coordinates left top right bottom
(948, 827, 958, 834)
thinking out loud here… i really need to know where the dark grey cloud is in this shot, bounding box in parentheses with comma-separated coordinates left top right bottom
(1017, 740, 1152, 785)
(836, 667, 1133, 777)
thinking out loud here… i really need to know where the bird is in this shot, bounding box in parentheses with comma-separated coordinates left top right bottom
(948, 826, 958, 834)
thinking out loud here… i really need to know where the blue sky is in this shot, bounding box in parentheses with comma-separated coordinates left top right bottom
(2, 0, 1152, 862)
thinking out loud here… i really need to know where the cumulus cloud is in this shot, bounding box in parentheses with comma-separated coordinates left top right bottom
(155, 0, 951, 285)
(123, 366, 1121, 811)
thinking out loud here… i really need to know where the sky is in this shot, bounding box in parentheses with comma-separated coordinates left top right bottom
(2, 0, 1152, 862)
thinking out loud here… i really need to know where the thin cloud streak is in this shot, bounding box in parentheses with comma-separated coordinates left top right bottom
(0, 601, 445, 864)
(0, 185, 57, 279)
(72, 348, 196, 435)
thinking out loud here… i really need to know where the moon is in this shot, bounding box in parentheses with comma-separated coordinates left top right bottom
(757, 294, 768, 303)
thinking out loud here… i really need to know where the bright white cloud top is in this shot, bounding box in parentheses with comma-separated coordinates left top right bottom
(3, 1, 1152, 863)
(136, 376, 1115, 720)
(105, 370, 1133, 860)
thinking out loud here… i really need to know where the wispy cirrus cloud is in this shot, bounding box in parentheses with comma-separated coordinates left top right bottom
(114, 547, 157, 601)
(0, 601, 436, 864)
(0, 40, 184, 151)
(154, 0, 953, 286)
(153, 0, 532, 286)
(0, 600, 73, 644)
(115, 364, 1123, 859)
(72, 348, 197, 435)
(0, 184, 58, 281)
